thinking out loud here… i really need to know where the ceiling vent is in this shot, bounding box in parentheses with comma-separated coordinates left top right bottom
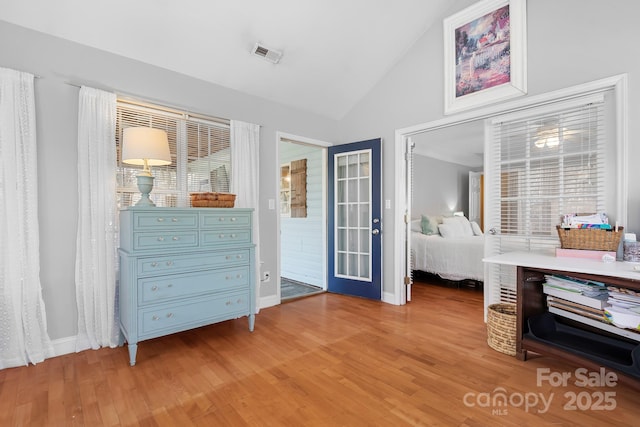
(251, 43, 282, 64)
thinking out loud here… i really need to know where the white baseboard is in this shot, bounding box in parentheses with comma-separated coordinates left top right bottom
(51, 335, 77, 357)
(260, 294, 280, 309)
(382, 290, 401, 305)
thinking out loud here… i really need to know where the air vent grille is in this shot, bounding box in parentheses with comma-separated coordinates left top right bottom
(251, 43, 282, 64)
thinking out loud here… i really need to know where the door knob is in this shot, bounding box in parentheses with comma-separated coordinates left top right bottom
(372, 229, 380, 235)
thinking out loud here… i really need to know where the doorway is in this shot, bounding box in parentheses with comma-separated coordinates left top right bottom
(277, 132, 330, 302)
(394, 74, 628, 311)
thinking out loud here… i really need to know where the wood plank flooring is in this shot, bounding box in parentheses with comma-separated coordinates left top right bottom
(1, 279, 639, 426)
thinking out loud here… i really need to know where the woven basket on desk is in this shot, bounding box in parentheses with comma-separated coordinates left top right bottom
(190, 192, 236, 208)
(556, 225, 623, 251)
(487, 303, 517, 356)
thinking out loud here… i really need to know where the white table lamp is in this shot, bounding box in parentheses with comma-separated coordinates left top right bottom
(122, 127, 171, 207)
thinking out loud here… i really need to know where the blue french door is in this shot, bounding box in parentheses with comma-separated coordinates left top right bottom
(327, 138, 381, 299)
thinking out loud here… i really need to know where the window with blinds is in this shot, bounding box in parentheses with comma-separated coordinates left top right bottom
(115, 101, 230, 208)
(495, 98, 605, 242)
(485, 93, 610, 304)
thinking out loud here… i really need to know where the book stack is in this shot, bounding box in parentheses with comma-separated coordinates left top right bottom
(543, 275, 609, 322)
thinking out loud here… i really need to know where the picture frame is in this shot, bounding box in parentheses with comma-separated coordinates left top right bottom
(443, 0, 527, 115)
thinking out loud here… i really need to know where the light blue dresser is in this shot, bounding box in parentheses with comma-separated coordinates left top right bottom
(118, 207, 255, 366)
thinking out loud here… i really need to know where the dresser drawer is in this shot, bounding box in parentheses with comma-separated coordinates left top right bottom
(201, 212, 251, 228)
(133, 231, 199, 251)
(201, 229, 252, 246)
(139, 291, 250, 336)
(132, 212, 198, 230)
(137, 249, 251, 276)
(139, 266, 250, 304)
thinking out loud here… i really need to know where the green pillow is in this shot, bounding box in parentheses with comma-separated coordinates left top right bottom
(421, 214, 437, 235)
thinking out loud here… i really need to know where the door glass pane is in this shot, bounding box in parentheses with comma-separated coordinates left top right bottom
(360, 255, 370, 277)
(360, 204, 369, 227)
(338, 229, 347, 251)
(348, 204, 358, 227)
(360, 230, 369, 254)
(334, 149, 373, 281)
(338, 205, 347, 227)
(348, 254, 358, 276)
(338, 180, 346, 203)
(338, 156, 347, 179)
(359, 178, 369, 203)
(338, 253, 347, 275)
(348, 155, 358, 177)
(360, 153, 370, 176)
(348, 179, 358, 202)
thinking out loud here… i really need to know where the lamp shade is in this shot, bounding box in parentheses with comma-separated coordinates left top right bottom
(121, 127, 171, 166)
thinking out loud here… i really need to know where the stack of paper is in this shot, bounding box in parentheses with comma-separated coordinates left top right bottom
(605, 286, 640, 330)
(543, 275, 609, 323)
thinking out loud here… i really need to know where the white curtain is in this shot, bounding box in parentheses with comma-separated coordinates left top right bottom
(75, 86, 119, 350)
(230, 120, 261, 310)
(0, 67, 54, 368)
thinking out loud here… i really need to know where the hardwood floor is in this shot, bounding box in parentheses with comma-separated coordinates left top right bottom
(2, 279, 639, 426)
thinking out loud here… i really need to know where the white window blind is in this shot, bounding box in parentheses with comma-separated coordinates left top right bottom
(115, 101, 230, 208)
(486, 93, 607, 304)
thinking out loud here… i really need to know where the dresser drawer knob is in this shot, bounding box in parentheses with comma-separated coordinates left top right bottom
(165, 261, 173, 266)
(236, 255, 242, 259)
(151, 262, 158, 267)
(225, 276, 231, 280)
(219, 234, 225, 238)
(166, 312, 174, 318)
(230, 217, 236, 222)
(152, 315, 159, 321)
(157, 237, 165, 242)
(172, 236, 179, 241)
(237, 274, 242, 279)
(237, 299, 242, 304)
(219, 217, 225, 222)
(151, 285, 158, 291)
(167, 284, 173, 288)
(171, 217, 178, 222)
(157, 217, 165, 222)
(225, 255, 231, 260)
(230, 234, 236, 238)
(225, 301, 231, 306)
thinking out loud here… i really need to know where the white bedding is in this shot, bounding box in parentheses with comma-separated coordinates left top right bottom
(411, 231, 484, 282)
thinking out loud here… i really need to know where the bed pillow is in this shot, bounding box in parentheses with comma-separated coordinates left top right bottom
(442, 216, 474, 237)
(420, 215, 439, 235)
(411, 219, 422, 232)
(437, 223, 458, 238)
(471, 221, 483, 236)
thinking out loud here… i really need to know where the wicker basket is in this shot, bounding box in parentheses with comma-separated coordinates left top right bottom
(190, 192, 236, 208)
(556, 225, 623, 251)
(487, 303, 517, 356)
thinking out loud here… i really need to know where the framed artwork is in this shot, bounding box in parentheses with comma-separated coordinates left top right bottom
(443, 0, 527, 114)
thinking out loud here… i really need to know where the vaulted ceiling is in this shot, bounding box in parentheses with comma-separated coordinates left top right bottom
(0, 0, 452, 120)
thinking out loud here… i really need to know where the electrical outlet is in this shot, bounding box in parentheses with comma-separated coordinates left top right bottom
(262, 271, 270, 282)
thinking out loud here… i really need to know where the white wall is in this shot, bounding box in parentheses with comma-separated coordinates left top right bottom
(279, 142, 324, 287)
(338, 0, 640, 295)
(0, 20, 339, 341)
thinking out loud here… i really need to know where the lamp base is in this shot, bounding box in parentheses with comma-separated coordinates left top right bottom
(134, 174, 156, 207)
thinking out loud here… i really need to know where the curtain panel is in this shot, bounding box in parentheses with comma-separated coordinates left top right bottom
(230, 120, 261, 310)
(75, 86, 119, 350)
(0, 67, 54, 368)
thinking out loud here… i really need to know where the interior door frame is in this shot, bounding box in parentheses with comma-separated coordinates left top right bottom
(274, 131, 333, 306)
(393, 74, 628, 306)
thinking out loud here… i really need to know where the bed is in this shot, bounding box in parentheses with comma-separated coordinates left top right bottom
(410, 215, 485, 282)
